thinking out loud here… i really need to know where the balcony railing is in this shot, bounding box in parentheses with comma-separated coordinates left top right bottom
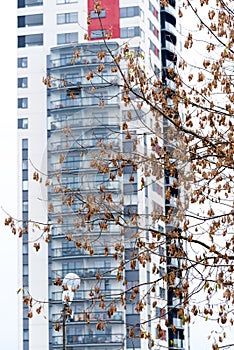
(49, 56, 114, 69)
(163, 22, 177, 36)
(53, 333, 124, 346)
(162, 4, 176, 17)
(49, 117, 119, 132)
(52, 311, 123, 323)
(51, 266, 118, 279)
(170, 338, 184, 349)
(51, 246, 115, 258)
(49, 75, 118, 89)
(51, 288, 123, 302)
(49, 95, 119, 110)
(172, 318, 183, 328)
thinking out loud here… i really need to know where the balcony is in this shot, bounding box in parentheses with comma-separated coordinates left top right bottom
(169, 338, 184, 349)
(172, 317, 183, 328)
(48, 75, 118, 90)
(51, 246, 115, 258)
(168, 297, 182, 308)
(52, 333, 124, 347)
(162, 4, 176, 18)
(49, 95, 119, 111)
(50, 266, 118, 280)
(51, 246, 119, 260)
(48, 115, 119, 131)
(51, 288, 123, 302)
(49, 55, 114, 69)
(162, 22, 177, 37)
(167, 257, 179, 268)
(163, 41, 175, 54)
(165, 196, 177, 208)
(52, 311, 123, 323)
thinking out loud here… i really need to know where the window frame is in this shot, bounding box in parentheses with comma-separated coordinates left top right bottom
(18, 77, 28, 88)
(57, 12, 78, 25)
(120, 6, 140, 18)
(120, 26, 141, 39)
(18, 98, 28, 109)
(90, 29, 106, 39)
(18, 57, 28, 68)
(18, 14, 43, 27)
(18, 34, 43, 47)
(57, 32, 78, 45)
(18, 118, 28, 129)
(90, 9, 106, 18)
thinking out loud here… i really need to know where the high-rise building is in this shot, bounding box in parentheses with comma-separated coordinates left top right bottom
(17, 1, 186, 349)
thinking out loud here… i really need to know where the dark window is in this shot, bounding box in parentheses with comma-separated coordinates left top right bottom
(57, 32, 78, 44)
(18, 0, 43, 7)
(22, 139, 28, 150)
(18, 118, 28, 129)
(23, 212, 28, 221)
(26, 0, 43, 5)
(120, 6, 140, 18)
(18, 14, 43, 27)
(120, 26, 140, 38)
(18, 57, 28, 68)
(90, 30, 106, 39)
(154, 64, 160, 76)
(159, 287, 166, 299)
(18, 98, 28, 109)
(22, 191, 28, 202)
(22, 170, 28, 181)
(57, 12, 78, 24)
(90, 9, 106, 18)
(18, 34, 43, 47)
(18, 0, 25, 7)
(18, 78, 28, 88)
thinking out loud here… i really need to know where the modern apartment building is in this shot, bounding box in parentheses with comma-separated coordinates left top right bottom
(17, 0, 186, 349)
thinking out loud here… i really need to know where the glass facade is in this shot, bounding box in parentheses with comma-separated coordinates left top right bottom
(47, 43, 127, 349)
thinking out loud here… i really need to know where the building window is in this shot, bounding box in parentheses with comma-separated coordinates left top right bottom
(18, 14, 43, 27)
(57, 32, 78, 44)
(149, 1, 158, 19)
(18, 118, 28, 129)
(152, 182, 163, 195)
(90, 9, 106, 18)
(150, 39, 159, 57)
(22, 202, 28, 212)
(18, 0, 43, 7)
(120, 6, 140, 18)
(18, 78, 28, 88)
(18, 57, 28, 68)
(57, 12, 78, 24)
(90, 30, 106, 39)
(22, 190, 28, 202)
(149, 20, 159, 38)
(56, 0, 77, 4)
(120, 26, 140, 38)
(18, 34, 43, 48)
(159, 287, 166, 299)
(18, 98, 28, 109)
(155, 307, 161, 318)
